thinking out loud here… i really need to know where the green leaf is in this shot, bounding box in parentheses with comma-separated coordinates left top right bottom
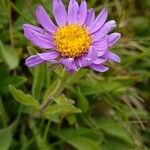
(67, 69, 88, 85)
(27, 46, 37, 55)
(53, 66, 64, 77)
(43, 79, 59, 101)
(102, 137, 133, 150)
(0, 75, 27, 94)
(44, 104, 81, 116)
(67, 114, 77, 125)
(0, 0, 7, 30)
(55, 94, 75, 105)
(32, 64, 45, 100)
(43, 70, 68, 102)
(0, 126, 13, 150)
(43, 104, 81, 122)
(53, 128, 101, 150)
(98, 120, 133, 145)
(0, 97, 8, 127)
(77, 88, 89, 113)
(9, 85, 40, 109)
(104, 125, 133, 145)
(0, 41, 19, 70)
(80, 78, 125, 96)
(45, 63, 52, 88)
(68, 137, 101, 150)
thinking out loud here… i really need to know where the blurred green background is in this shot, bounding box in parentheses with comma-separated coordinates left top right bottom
(0, 0, 150, 149)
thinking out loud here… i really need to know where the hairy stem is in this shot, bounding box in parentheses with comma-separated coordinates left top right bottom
(35, 70, 68, 117)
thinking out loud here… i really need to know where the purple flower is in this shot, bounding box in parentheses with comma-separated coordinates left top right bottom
(23, 0, 121, 73)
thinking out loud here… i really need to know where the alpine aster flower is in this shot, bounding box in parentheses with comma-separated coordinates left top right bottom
(23, 0, 121, 73)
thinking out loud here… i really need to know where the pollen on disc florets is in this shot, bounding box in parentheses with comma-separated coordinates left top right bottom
(54, 24, 92, 58)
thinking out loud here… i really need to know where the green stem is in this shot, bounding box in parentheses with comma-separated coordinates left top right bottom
(43, 120, 51, 141)
(28, 120, 43, 150)
(35, 70, 68, 117)
(9, 0, 33, 24)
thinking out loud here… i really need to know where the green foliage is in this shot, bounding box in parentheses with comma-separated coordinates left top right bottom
(0, 0, 7, 30)
(43, 103, 81, 122)
(32, 64, 45, 100)
(0, 126, 12, 150)
(0, 0, 149, 149)
(54, 128, 101, 150)
(68, 137, 100, 150)
(0, 41, 19, 70)
(0, 65, 27, 94)
(77, 88, 89, 113)
(9, 85, 40, 109)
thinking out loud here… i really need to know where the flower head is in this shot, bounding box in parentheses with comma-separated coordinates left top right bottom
(23, 0, 121, 73)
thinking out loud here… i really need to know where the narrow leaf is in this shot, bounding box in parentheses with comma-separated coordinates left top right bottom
(68, 137, 100, 150)
(32, 64, 45, 100)
(0, 41, 19, 70)
(44, 104, 81, 116)
(0, 126, 13, 150)
(0, 76, 27, 94)
(43, 79, 59, 101)
(9, 85, 40, 109)
(77, 88, 89, 113)
(0, 97, 8, 127)
(55, 94, 75, 105)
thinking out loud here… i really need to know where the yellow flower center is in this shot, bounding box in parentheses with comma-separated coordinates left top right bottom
(54, 24, 92, 58)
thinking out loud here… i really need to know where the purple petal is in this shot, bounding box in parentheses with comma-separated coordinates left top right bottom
(89, 7, 108, 34)
(92, 37, 108, 50)
(78, 0, 87, 25)
(86, 47, 98, 60)
(93, 58, 107, 64)
(75, 55, 92, 68)
(84, 9, 95, 27)
(108, 33, 121, 47)
(23, 26, 54, 49)
(37, 51, 60, 61)
(75, 57, 82, 67)
(61, 58, 79, 73)
(90, 64, 109, 72)
(53, 0, 67, 26)
(79, 57, 91, 67)
(108, 52, 121, 63)
(23, 24, 44, 33)
(97, 49, 107, 57)
(36, 5, 57, 33)
(23, 24, 53, 41)
(68, 0, 79, 24)
(92, 37, 108, 57)
(25, 55, 45, 67)
(75, 47, 97, 67)
(93, 20, 116, 41)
